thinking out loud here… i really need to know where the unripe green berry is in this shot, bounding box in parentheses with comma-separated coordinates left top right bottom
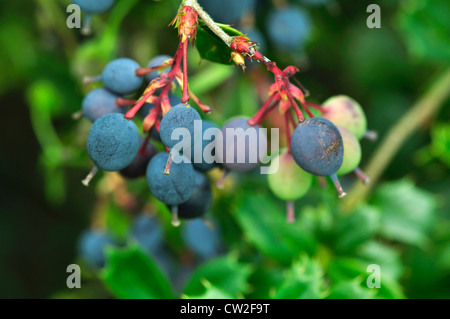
(337, 126, 362, 175)
(268, 151, 313, 201)
(322, 95, 367, 140)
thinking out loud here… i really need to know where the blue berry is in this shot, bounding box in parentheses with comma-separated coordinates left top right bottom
(82, 87, 124, 123)
(198, 0, 256, 24)
(72, 0, 115, 14)
(217, 117, 267, 172)
(290, 117, 343, 176)
(169, 171, 213, 219)
(182, 219, 220, 259)
(190, 120, 219, 172)
(146, 152, 195, 206)
(301, 0, 329, 6)
(159, 104, 201, 149)
(267, 7, 312, 51)
(87, 113, 141, 171)
(145, 55, 173, 82)
(101, 58, 143, 95)
(131, 214, 163, 254)
(77, 230, 116, 268)
(119, 138, 157, 179)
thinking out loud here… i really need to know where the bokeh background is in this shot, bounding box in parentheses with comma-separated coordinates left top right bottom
(0, 0, 449, 299)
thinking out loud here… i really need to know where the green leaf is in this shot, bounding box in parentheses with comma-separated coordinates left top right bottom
(195, 20, 243, 65)
(357, 241, 404, 281)
(431, 123, 450, 166)
(333, 205, 381, 252)
(247, 268, 285, 299)
(327, 258, 371, 283)
(184, 281, 235, 299)
(437, 241, 450, 270)
(234, 194, 317, 263)
(372, 179, 437, 246)
(396, 0, 450, 64)
(189, 63, 235, 95)
(105, 202, 132, 240)
(273, 256, 325, 299)
(376, 278, 406, 299)
(101, 245, 175, 299)
(183, 254, 252, 298)
(327, 279, 375, 299)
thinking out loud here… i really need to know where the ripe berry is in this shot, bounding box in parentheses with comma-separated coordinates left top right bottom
(159, 104, 201, 149)
(72, 0, 115, 14)
(169, 171, 213, 219)
(87, 113, 140, 171)
(268, 151, 313, 201)
(182, 219, 220, 259)
(77, 230, 116, 268)
(216, 117, 267, 172)
(146, 152, 195, 206)
(101, 58, 143, 95)
(267, 7, 311, 51)
(119, 138, 157, 179)
(131, 214, 163, 254)
(198, 0, 256, 24)
(82, 87, 124, 123)
(336, 126, 362, 175)
(290, 117, 343, 176)
(322, 95, 367, 140)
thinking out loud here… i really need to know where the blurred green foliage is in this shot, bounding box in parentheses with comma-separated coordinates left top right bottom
(0, 0, 449, 299)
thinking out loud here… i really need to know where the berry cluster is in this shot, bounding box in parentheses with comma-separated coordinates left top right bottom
(76, 1, 375, 227)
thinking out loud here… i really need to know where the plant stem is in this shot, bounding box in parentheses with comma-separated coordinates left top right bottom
(341, 67, 450, 213)
(184, 0, 233, 46)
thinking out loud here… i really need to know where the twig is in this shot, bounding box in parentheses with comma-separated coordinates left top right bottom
(341, 67, 450, 213)
(184, 0, 233, 46)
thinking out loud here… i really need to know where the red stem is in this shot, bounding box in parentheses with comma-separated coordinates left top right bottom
(138, 132, 151, 156)
(301, 100, 315, 118)
(306, 101, 326, 114)
(135, 59, 173, 77)
(287, 110, 297, 130)
(182, 40, 189, 103)
(116, 98, 138, 107)
(286, 91, 304, 123)
(143, 101, 162, 132)
(125, 90, 156, 119)
(286, 201, 295, 223)
(189, 88, 211, 113)
(285, 112, 292, 154)
(248, 92, 280, 126)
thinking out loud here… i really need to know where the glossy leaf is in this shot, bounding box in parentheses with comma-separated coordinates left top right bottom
(195, 20, 243, 65)
(101, 245, 175, 299)
(183, 254, 252, 297)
